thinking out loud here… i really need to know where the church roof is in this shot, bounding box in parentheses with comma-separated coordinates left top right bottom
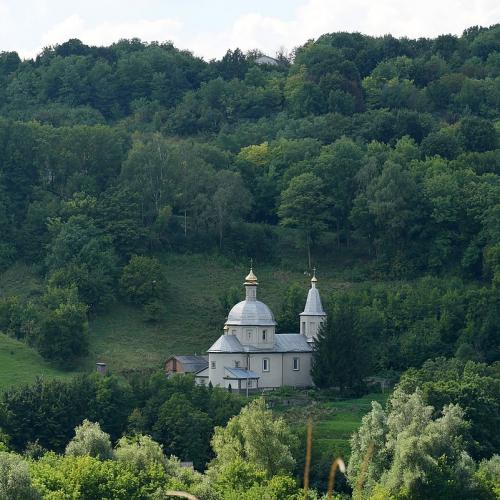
(168, 355, 208, 373)
(224, 367, 260, 379)
(275, 334, 313, 351)
(208, 333, 312, 353)
(227, 299, 276, 326)
(300, 276, 325, 316)
(208, 335, 242, 352)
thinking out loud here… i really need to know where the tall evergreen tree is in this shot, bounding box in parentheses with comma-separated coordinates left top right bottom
(312, 296, 372, 394)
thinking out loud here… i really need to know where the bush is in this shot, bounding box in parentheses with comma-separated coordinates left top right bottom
(65, 420, 113, 460)
(114, 434, 166, 470)
(0, 451, 39, 499)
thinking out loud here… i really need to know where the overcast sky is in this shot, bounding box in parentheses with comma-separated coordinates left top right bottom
(1, 0, 499, 60)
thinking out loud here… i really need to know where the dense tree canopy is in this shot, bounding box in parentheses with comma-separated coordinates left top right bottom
(348, 388, 499, 499)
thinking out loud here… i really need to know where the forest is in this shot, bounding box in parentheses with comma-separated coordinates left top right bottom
(0, 23, 499, 499)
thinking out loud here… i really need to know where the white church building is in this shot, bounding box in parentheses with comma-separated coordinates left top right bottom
(195, 267, 326, 391)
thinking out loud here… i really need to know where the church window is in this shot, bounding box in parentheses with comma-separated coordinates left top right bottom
(262, 358, 270, 372)
(293, 357, 300, 371)
(262, 330, 267, 341)
(211, 361, 216, 369)
(301, 322, 306, 334)
(232, 329, 236, 335)
(234, 360, 240, 368)
(247, 329, 252, 340)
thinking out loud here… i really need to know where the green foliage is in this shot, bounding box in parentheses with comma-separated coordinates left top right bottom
(114, 434, 167, 471)
(36, 286, 89, 365)
(0, 27, 498, 492)
(30, 453, 166, 499)
(312, 296, 372, 394)
(474, 455, 500, 499)
(0, 451, 39, 499)
(314, 277, 498, 375)
(65, 420, 113, 460)
(459, 116, 497, 152)
(279, 172, 329, 266)
(0, 374, 133, 452)
(219, 285, 242, 317)
(46, 215, 119, 309)
(398, 358, 500, 459)
(120, 255, 168, 307)
(210, 398, 297, 478)
(348, 388, 490, 499)
(212, 459, 302, 500)
(153, 393, 213, 470)
(95, 187, 148, 258)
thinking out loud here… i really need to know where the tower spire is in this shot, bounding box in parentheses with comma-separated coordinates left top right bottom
(300, 269, 326, 342)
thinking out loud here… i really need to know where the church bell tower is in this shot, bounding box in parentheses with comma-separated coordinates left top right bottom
(300, 269, 326, 343)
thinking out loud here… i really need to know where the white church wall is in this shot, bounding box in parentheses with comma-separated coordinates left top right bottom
(231, 325, 275, 347)
(208, 352, 247, 386)
(208, 350, 314, 389)
(301, 314, 326, 341)
(282, 352, 313, 387)
(247, 352, 284, 388)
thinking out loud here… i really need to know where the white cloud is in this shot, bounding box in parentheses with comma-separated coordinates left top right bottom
(35, 14, 182, 56)
(7, 0, 500, 61)
(187, 0, 500, 60)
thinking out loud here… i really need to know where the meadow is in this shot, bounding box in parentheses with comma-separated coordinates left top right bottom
(0, 251, 366, 388)
(272, 391, 390, 461)
(0, 333, 74, 392)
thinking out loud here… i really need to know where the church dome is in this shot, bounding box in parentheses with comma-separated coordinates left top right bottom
(226, 266, 277, 326)
(227, 299, 276, 326)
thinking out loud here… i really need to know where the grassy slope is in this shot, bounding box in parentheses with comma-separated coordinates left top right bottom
(0, 333, 73, 392)
(0, 263, 72, 391)
(274, 392, 390, 461)
(86, 253, 357, 372)
(314, 393, 389, 458)
(1, 250, 370, 384)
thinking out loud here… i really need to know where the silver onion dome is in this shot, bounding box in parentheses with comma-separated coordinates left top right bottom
(226, 299, 276, 326)
(225, 265, 277, 326)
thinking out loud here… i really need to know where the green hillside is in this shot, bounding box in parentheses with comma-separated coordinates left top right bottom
(0, 262, 43, 298)
(0, 263, 69, 391)
(86, 252, 358, 372)
(0, 26, 498, 390)
(0, 252, 362, 381)
(0, 333, 72, 392)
